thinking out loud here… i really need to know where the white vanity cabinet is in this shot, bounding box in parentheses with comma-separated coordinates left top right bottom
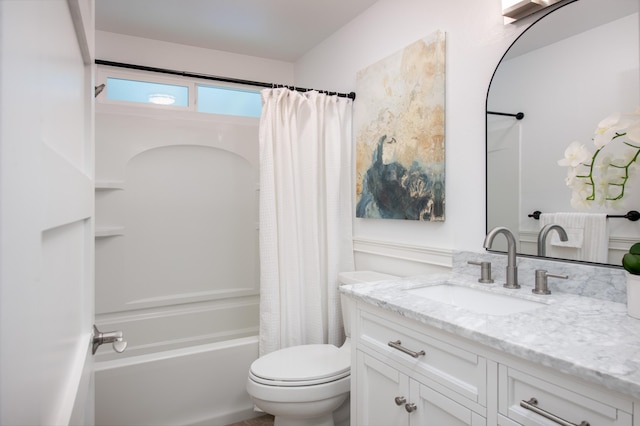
(351, 301, 636, 426)
(353, 304, 487, 425)
(356, 351, 486, 425)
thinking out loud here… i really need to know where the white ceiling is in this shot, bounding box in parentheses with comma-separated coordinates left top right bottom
(95, 0, 379, 62)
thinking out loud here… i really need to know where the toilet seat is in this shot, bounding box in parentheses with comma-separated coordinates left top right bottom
(249, 344, 350, 387)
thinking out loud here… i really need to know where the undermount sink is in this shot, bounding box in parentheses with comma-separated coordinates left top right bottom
(406, 284, 546, 316)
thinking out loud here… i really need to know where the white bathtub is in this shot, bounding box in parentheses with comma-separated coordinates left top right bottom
(95, 336, 259, 426)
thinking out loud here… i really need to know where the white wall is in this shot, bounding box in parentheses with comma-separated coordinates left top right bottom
(294, 0, 534, 265)
(96, 30, 296, 85)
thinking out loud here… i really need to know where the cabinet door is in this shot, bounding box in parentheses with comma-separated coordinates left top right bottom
(411, 380, 486, 426)
(356, 350, 410, 426)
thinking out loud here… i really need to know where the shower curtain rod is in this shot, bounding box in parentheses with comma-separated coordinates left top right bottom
(95, 60, 356, 100)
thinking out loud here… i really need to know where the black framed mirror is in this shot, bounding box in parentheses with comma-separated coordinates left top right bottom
(486, 0, 639, 265)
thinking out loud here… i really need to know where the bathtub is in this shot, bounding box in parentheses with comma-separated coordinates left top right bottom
(95, 336, 259, 426)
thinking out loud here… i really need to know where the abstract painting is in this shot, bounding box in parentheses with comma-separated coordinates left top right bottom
(355, 30, 445, 221)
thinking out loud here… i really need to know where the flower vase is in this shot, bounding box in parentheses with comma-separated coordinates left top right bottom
(627, 272, 640, 319)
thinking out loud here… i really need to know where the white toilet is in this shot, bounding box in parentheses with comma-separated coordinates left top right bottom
(246, 271, 398, 426)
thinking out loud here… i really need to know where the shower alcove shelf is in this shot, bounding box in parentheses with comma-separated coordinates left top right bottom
(95, 180, 125, 190)
(95, 226, 125, 238)
(95, 180, 125, 238)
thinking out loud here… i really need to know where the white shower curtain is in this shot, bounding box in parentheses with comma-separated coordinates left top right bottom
(259, 88, 355, 356)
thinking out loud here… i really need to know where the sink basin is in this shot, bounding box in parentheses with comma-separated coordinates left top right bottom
(405, 284, 546, 316)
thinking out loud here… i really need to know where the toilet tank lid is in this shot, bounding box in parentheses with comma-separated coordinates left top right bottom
(338, 271, 398, 284)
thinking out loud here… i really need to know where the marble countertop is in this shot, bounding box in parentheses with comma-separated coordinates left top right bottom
(340, 272, 640, 399)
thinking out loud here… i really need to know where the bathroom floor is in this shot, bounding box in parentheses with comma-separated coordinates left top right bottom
(227, 414, 274, 426)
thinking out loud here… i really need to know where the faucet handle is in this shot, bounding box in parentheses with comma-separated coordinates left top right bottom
(468, 260, 494, 283)
(533, 269, 568, 295)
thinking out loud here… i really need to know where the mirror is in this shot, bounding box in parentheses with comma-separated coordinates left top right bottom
(486, 0, 640, 266)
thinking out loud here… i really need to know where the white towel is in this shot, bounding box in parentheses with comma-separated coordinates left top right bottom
(539, 212, 609, 263)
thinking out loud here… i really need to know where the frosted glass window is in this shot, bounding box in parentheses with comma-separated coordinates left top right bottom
(106, 78, 189, 107)
(197, 86, 262, 118)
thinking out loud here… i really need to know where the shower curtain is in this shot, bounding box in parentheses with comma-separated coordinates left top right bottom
(259, 88, 355, 356)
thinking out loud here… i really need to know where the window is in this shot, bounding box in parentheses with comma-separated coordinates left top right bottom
(106, 78, 189, 107)
(197, 85, 262, 118)
(100, 69, 263, 118)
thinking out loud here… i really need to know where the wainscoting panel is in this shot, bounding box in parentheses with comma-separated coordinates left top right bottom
(353, 238, 453, 277)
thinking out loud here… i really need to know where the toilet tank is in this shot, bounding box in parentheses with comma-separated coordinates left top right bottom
(339, 271, 398, 338)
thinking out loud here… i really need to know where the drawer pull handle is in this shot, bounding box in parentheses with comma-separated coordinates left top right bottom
(394, 396, 406, 406)
(388, 340, 426, 358)
(520, 398, 590, 426)
(405, 402, 417, 413)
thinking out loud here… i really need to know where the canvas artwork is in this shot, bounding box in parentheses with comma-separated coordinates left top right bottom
(355, 30, 446, 221)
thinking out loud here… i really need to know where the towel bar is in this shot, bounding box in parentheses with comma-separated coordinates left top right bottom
(528, 210, 640, 221)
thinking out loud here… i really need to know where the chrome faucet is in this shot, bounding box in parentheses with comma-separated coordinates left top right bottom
(483, 227, 519, 289)
(537, 224, 568, 256)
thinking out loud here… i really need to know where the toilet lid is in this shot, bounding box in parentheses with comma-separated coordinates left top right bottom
(250, 344, 350, 386)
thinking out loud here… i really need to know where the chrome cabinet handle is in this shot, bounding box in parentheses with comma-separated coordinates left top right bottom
(394, 396, 406, 406)
(388, 340, 426, 358)
(520, 398, 590, 426)
(92, 325, 128, 355)
(405, 403, 417, 413)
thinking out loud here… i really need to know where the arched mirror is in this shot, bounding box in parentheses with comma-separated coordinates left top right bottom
(486, 0, 639, 266)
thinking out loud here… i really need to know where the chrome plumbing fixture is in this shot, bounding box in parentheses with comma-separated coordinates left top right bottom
(537, 224, 568, 256)
(92, 325, 127, 355)
(533, 269, 568, 295)
(483, 227, 519, 289)
(467, 260, 494, 283)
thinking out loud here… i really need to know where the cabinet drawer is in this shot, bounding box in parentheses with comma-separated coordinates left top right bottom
(358, 310, 486, 405)
(498, 365, 632, 426)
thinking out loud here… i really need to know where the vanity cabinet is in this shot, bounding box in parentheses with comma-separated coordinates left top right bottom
(356, 351, 486, 425)
(353, 305, 487, 425)
(351, 301, 635, 426)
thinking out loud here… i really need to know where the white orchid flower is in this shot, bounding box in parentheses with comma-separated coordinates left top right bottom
(594, 153, 612, 174)
(570, 190, 592, 210)
(593, 112, 624, 148)
(565, 168, 590, 192)
(564, 167, 578, 186)
(557, 141, 591, 167)
(595, 175, 614, 201)
(605, 197, 625, 210)
(625, 118, 640, 144)
(561, 108, 640, 209)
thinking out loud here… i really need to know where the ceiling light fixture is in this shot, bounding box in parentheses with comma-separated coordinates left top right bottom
(148, 94, 176, 105)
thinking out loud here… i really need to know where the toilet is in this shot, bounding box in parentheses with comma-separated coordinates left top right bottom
(246, 271, 398, 426)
